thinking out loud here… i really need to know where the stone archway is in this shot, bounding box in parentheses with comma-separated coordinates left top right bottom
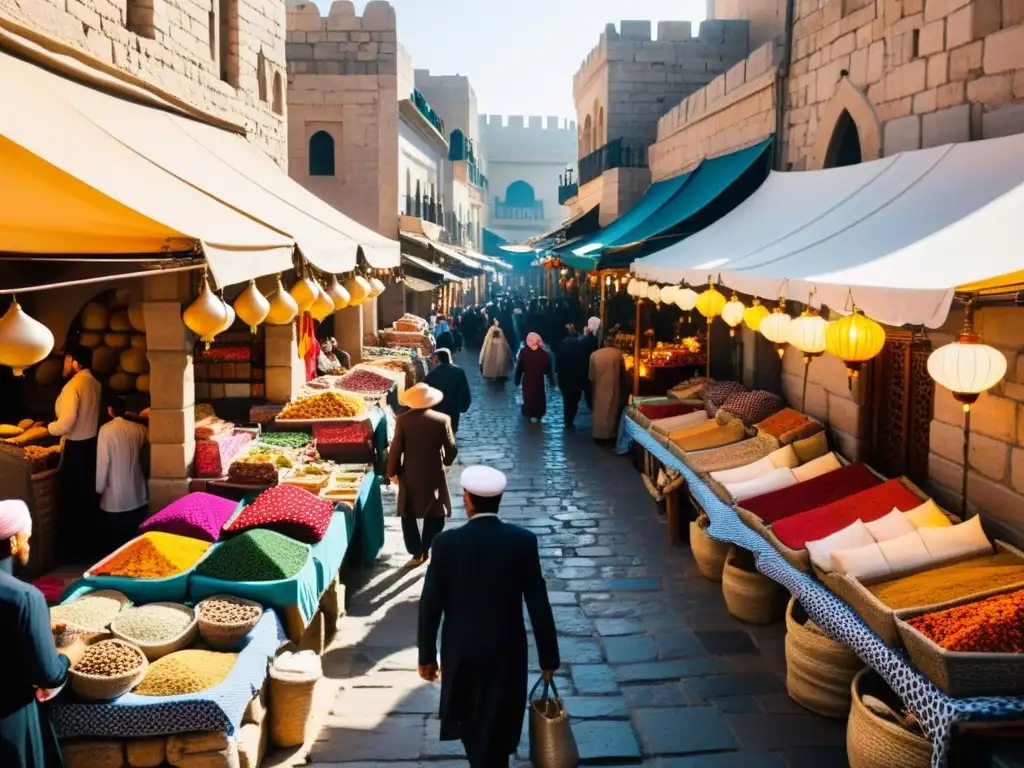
(807, 78, 881, 170)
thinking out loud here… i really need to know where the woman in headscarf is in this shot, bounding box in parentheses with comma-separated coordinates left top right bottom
(0, 500, 87, 768)
(479, 319, 512, 381)
(515, 332, 554, 422)
(433, 320, 455, 353)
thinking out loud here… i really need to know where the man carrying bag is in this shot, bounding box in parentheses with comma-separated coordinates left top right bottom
(530, 677, 580, 768)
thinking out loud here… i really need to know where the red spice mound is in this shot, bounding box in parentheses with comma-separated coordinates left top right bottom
(756, 408, 812, 438)
(908, 588, 1024, 653)
(771, 478, 922, 550)
(336, 369, 393, 394)
(314, 421, 371, 445)
(637, 402, 698, 420)
(742, 463, 882, 525)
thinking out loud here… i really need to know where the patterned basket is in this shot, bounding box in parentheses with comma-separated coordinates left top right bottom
(721, 547, 787, 624)
(68, 639, 148, 702)
(893, 583, 1024, 698)
(785, 597, 862, 718)
(847, 669, 931, 768)
(689, 516, 729, 582)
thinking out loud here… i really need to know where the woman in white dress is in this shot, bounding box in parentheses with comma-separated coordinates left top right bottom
(479, 319, 512, 381)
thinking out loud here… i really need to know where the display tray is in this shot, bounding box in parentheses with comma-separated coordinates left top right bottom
(270, 414, 370, 427)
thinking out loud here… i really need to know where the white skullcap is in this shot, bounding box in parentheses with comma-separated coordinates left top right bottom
(0, 500, 32, 541)
(587, 317, 601, 332)
(460, 466, 508, 498)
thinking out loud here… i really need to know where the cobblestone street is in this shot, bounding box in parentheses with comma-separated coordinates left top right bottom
(297, 352, 849, 767)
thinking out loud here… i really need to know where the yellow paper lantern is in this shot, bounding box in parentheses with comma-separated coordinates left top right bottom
(0, 298, 55, 376)
(721, 293, 746, 337)
(368, 277, 387, 298)
(326, 276, 350, 310)
(825, 308, 886, 380)
(234, 280, 270, 333)
(786, 308, 829, 361)
(675, 287, 698, 312)
(266, 276, 299, 325)
(183, 275, 227, 347)
(345, 275, 372, 307)
(927, 333, 1007, 410)
(695, 282, 726, 319)
(289, 276, 318, 313)
(743, 297, 770, 332)
(310, 284, 336, 322)
(759, 304, 791, 358)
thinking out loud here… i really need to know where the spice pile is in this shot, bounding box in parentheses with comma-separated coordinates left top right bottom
(278, 390, 366, 420)
(259, 432, 312, 449)
(51, 592, 127, 632)
(76, 640, 145, 677)
(90, 532, 211, 579)
(314, 422, 371, 445)
(198, 596, 262, 625)
(908, 589, 1024, 653)
(139, 492, 239, 543)
(134, 649, 238, 696)
(336, 369, 393, 395)
(111, 604, 194, 644)
(223, 485, 333, 544)
(195, 529, 310, 582)
(868, 552, 1024, 609)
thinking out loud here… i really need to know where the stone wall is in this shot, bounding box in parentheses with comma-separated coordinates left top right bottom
(8, 0, 288, 163)
(415, 70, 479, 143)
(715, 0, 789, 50)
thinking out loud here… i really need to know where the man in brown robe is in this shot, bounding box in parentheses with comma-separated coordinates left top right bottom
(386, 383, 458, 565)
(589, 340, 626, 442)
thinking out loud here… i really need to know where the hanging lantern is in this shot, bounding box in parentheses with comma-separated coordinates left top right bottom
(345, 275, 372, 307)
(233, 280, 269, 334)
(310, 283, 336, 322)
(368, 276, 386, 298)
(825, 308, 886, 381)
(696, 280, 726, 319)
(266, 275, 299, 325)
(0, 297, 55, 376)
(721, 293, 746, 337)
(183, 274, 227, 348)
(289, 275, 318, 313)
(759, 302, 791, 358)
(786, 307, 829, 362)
(636, 280, 649, 299)
(647, 284, 662, 304)
(927, 332, 1007, 410)
(675, 286, 698, 312)
(626, 278, 639, 297)
(326, 275, 350, 310)
(216, 295, 236, 334)
(661, 285, 678, 305)
(743, 297, 770, 332)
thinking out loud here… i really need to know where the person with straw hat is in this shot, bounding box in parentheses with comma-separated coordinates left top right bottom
(387, 383, 459, 565)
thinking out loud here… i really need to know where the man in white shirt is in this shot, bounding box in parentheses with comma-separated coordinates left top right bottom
(96, 394, 149, 552)
(48, 344, 102, 560)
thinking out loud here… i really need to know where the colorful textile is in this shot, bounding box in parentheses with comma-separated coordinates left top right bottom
(638, 402, 698, 421)
(771, 478, 921, 549)
(742, 462, 883, 525)
(139, 492, 240, 543)
(684, 435, 779, 474)
(720, 389, 784, 426)
(194, 433, 253, 478)
(223, 485, 334, 544)
(791, 431, 829, 462)
(702, 380, 747, 416)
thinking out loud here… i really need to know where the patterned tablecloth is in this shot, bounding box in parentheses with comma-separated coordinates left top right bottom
(52, 610, 286, 739)
(615, 414, 1024, 768)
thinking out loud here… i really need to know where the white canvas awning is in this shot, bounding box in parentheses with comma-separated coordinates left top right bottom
(632, 133, 1024, 328)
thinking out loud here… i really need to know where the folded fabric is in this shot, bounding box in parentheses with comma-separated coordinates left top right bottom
(779, 420, 825, 446)
(669, 382, 704, 400)
(868, 551, 1024, 610)
(756, 408, 810, 439)
(719, 390, 785, 426)
(652, 410, 709, 435)
(831, 542, 892, 581)
(726, 467, 798, 503)
(768, 444, 800, 469)
(638, 401, 698, 420)
(865, 509, 916, 542)
(741, 462, 884, 528)
(673, 419, 747, 453)
(684, 435, 780, 475)
(904, 498, 953, 529)
(669, 418, 721, 441)
(791, 452, 842, 483)
(791, 431, 829, 463)
(877, 530, 933, 573)
(711, 456, 775, 485)
(807, 520, 876, 572)
(918, 515, 993, 562)
(139, 492, 239, 543)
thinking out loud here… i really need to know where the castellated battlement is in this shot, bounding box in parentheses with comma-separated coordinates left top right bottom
(285, 0, 397, 76)
(286, 0, 396, 34)
(573, 18, 750, 97)
(480, 115, 577, 134)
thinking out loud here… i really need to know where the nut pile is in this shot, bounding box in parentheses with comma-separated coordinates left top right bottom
(198, 597, 261, 626)
(51, 592, 126, 632)
(336, 369, 393, 394)
(112, 604, 193, 644)
(278, 390, 366, 420)
(134, 649, 238, 696)
(76, 640, 145, 677)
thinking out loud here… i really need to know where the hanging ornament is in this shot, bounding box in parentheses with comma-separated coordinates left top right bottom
(216, 294, 236, 334)
(326, 275, 350, 310)
(721, 293, 746, 337)
(0, 297, 55, 376)
(825, 307, 886, 382)
(266, 275, 299, 325)
(927, 326, 1007, 411)
(695, 280, 726, 319)
(183, 274, 227, 349)
(368, 276, 386, 298)
(787, 306, 829, 362)
(743, 297, 770, 332)
(233, 280, 269, 334)
(310, 283, 336, 322)
(660, 285, 678, 305)
(626, 278, 639, 297)
(289, 275, 318, 313)
(345, 275, 372, 307)
(759, 301, 791, 358)
(647, 284, 662, 305)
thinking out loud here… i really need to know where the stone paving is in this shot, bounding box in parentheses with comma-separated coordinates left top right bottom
(287, 351, 849, 767)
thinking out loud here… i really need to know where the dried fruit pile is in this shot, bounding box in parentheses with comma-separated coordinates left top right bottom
(198, 596, 262, 625)
(134, 649, 238, 696)
(111, 604, 194, 644)
(336, 369, 393, 394)
(314, 422, 371, 445)
(76, 640, 145, 677)
(278, 390, 366, 420)
(908, 588, 1024, 653)
(51, 592, 127, 632)
(227, 455, 278, 485)
(91, 532, 211, 579)
(195, 529, 310, 582)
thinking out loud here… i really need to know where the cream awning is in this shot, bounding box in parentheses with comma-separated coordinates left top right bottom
(632, 134, 1024, 328)
(399, 232, 487, 276)
(0, 49, 294, 287)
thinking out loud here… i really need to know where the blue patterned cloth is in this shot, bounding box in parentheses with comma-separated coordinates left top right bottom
(52, 611, 285, 739)
(616, 414, 1024, 768)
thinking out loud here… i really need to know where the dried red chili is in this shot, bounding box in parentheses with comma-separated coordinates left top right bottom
(908, 589, 1024, 653)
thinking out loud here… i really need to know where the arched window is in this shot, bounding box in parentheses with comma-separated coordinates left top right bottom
(582, 115, 593, 156)
(256, 49, 267, 102)
(308, 131, 335, 176)
(272, 72, 283, 115)
(824, 110, 862, 168)
(505, 180, 536, 207)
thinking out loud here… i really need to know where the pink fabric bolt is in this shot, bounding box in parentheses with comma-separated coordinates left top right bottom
(138, 492, 240, 542)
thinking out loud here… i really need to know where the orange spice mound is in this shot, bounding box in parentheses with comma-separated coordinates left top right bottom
(908, 588, 1024, 653)
(91, 532, 211, 579)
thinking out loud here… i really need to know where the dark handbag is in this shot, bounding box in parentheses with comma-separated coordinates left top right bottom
(529, 678, 579, 768)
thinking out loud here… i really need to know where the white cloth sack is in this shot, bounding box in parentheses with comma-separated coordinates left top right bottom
(791, 452, 842, 483)
(831, 542, 893, 581)
(918, 515, 993, 562)
(727, 467, 798, 503)
(807, 519, 876, 572)
(865, 509, 916, 542)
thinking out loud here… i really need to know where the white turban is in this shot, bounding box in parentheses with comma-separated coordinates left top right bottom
(587, 317, 601, 333)
(0, 500, 32, 540)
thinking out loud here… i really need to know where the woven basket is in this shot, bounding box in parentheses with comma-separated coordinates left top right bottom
(68, 639, 148, 701)
(298, 609, 326, 656)
(721, 547, 787, 624)
(847, 670, 931, 768)
(690, 517, 729, 582)
(110, 602, 198, 661)
(785, 597, 862, 718)
(27, 464, 61, 579)
(197, 595, 263, 651)
(269, 663, 321, 748)
(821, 539, 1024, 646)
(54, 589, 133, 633)
(894, 583, 1024, 698)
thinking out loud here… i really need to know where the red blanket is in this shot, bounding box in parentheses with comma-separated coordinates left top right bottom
(772, 478, 924, 550)
(742, 463, 882, 524)
(638, 402, 698, 420)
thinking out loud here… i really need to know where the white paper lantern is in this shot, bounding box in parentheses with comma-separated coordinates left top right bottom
(647, 284, 662, 304)
(786, 309, 828, 358)
(636, 280, 649, 298)
(626, 278, 639, 297)
(675, 287, 698, 311)
(721, 294, 746, 336)
(0, 298, 55, 376)
(759, 306, 792, 358)
(927, 334, 1007, 409)
(661, 285, 678, 305)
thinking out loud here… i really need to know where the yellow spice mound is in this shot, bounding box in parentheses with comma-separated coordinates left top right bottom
(91, 532, 211, 579)
(134, 649, 238, 696)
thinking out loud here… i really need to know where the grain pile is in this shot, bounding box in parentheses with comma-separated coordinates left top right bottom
(195, 530, 309, 582)
(868, 552, 1024, 609)
(91, 532, 211, 579)
(76, 640, 145, 677)
(278, 390, 366, 420)
(134, 649, 238, 696)
(198, 597, 261, 625)
(51, 592, 127, 631)
(111, 604, 194, 644)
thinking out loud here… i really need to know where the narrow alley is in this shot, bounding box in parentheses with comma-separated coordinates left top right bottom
(292, 353, 848, 768)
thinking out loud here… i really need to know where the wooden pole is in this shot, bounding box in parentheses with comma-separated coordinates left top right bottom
(633, 296, 643, 396)
(665, 488, 680, 545)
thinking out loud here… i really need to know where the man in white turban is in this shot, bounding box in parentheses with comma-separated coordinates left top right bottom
(0, 500, 32, 573)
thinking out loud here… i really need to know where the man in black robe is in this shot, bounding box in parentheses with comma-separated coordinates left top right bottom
(555, 324, 585, 428)
(418, 465, 559, 768)
(424, 349, 472, 434)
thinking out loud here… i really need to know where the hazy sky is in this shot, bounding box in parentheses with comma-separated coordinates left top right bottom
(315, 0, 709, 120)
